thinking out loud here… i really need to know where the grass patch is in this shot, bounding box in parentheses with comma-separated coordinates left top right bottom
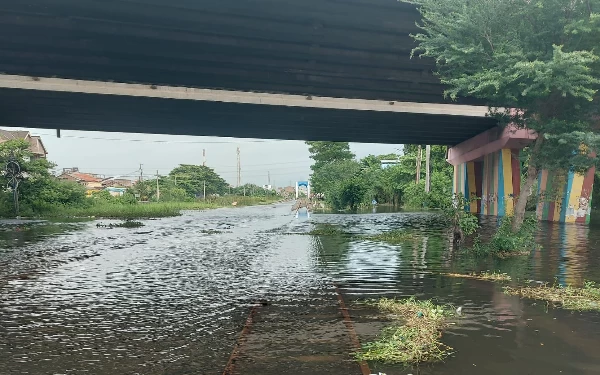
(41, 196, 281, 219)
(365, 229, 417, 244)
(444, 271, 511, 282)
(504, 281, 600, 311)
(357, 297, 455, 364)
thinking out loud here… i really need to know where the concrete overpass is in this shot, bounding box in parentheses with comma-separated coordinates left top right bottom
(0, 0, 497, 145)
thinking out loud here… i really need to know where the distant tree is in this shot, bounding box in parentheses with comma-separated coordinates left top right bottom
(0, 139, 87, 215)
(306, 141, 355, 172)
(404, 0, 600, 230)
(169, 164, 229, 198)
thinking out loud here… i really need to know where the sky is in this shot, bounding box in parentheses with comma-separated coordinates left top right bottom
(14, 128, 403, 188)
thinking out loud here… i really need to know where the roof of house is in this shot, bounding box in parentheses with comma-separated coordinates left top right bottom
(0, 129, 47, 156)
(66, 172, 102, 183)
(0, 129, 29, 141)
(28, 136, 47, 156)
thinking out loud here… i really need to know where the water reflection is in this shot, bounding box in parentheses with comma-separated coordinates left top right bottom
(1, 206, 600, 375)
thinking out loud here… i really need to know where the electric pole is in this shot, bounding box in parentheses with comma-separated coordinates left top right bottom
(416, 146, 422, 184)
(203, 180, 206, 200)
(268, 171, 271, 187)
(425, 145, 431, 193)
(236, 147, 241, 187)
(203, 149, 206, 166)
(156, 170, 160, 201)
(139, 164, 143, 183)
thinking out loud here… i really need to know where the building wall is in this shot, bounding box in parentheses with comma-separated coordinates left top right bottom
(537, 167, 595, 224)
(453, 149, 521, 216)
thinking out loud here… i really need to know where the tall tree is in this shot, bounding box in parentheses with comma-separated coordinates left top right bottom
(404, 0, 600, 230)
(306, 141, 355, 172)
(0, 140, 86, 215)
(169, 164, 229, 197)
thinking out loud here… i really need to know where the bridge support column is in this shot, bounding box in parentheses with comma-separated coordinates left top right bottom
(536, 167, 595, 224)
(448, 126, 596, 224)
(452, 148, 521, 216)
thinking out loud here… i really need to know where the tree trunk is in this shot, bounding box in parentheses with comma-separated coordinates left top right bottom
(512, 134, 543, 232)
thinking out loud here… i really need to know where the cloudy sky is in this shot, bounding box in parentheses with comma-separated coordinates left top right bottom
(15, 128, 403, 188)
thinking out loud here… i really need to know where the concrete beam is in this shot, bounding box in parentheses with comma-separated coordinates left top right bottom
(0, 74, 489, 117)
(447, 126, 536, 166)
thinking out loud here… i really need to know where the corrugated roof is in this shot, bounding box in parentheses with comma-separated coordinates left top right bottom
(68, 172, 102, 183)
(0, 129, 29, 141)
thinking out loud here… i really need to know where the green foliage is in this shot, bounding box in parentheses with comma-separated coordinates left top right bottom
(305, 141, 354, 174)
(472, 216, 538, 257)
(405, 0, 600, 229)
(0, 140, 88, 216)
(441, 194, 480, 241)
(169, 164, 229, 198)
(357, 297, 454, 364)
(230, 183, 273, 197)
(308, 143, 454, 210)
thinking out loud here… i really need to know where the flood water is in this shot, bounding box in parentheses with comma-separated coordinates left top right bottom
(2, 203, 600, 375)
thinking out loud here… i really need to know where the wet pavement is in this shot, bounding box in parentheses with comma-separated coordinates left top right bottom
(1, 203, 600, 374)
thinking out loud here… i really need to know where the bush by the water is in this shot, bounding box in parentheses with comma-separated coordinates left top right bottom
(472, 216, 537, 257)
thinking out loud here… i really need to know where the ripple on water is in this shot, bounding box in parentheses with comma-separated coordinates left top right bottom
(1, 206, 600, 374)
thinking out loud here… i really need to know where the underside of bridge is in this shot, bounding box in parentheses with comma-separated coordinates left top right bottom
(0, 0, 496, 144)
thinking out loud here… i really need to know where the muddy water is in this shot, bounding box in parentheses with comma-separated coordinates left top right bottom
(1, 204, 600, 375)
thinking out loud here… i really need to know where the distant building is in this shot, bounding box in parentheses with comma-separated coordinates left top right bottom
(0, 129, 47, 159)
(105, 187, 127, 197)
(102, 178, 134, 188)
(58, 168, 104, 195)
(380, 159, 400, 169)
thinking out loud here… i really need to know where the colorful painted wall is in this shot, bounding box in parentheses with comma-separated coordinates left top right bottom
(453, 149, 521, 216)
(536, 167, 595, 224)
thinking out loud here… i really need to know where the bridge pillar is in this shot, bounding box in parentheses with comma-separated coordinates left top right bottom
(448, 126, 595, 224)
(536, 167, 595, 224)
(452, 148, 521, 216)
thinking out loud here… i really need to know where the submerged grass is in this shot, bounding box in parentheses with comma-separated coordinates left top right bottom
(365, 229, 417, 244)
(504, 281, 600, 311)
(444, 271, 512, 282)
(308, 224, 347, 236)
(357, 297, 455, 364)
(42, 196, 281, 219)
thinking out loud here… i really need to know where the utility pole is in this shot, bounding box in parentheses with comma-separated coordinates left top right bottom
(203, 180, 206, 200)
(156, 170, 160, 201)
(139, 164, 143, 183)
(425, 145, 431, 193)
(236, 147, 241, 187)
(268, 171, 271, 187)
(203, 149, 206, 166)
(415, 146, 422, 184)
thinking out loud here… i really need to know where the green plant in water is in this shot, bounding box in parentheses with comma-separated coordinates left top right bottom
(357, 297, 455, 364)
(441, 194, 479, 243)
(505, 281, 600, 311)
(444, 271, 511, 282)
(472, 216, 538, 258)
(365, 230, 417, 244)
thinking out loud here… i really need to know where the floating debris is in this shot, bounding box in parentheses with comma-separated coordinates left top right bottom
(444, 271, 512, 282)
(504, 281, 600, 311)
(96, 220, 144, 229)
(357, 297, 455, 364)
(365, 230, 417, 244)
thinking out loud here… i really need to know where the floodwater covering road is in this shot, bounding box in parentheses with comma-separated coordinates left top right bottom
(1, 203, 600, 375)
